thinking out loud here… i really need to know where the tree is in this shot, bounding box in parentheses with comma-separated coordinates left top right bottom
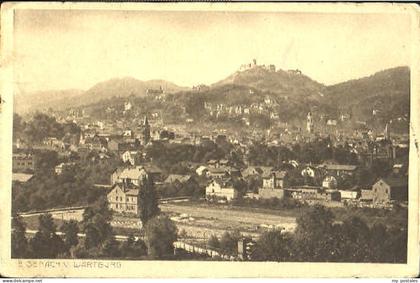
(34, 150, 59, 173)
(293, 205, 336, 261)
(61, 220, 79, 250)
(30, 213, 65, 258)
(137, 176, 160, 225)
(101, 236, 121, 258)
(23, 112, 63, 142)
(144, 215, 177, 259)
(120, 234, 147, 258)
(81, 197, 113, 249)
(13, 113, 25, 140)
(253, 230, 293, 261)
(338, 216, 371, 262)
(11, 216, 28, 258)
(219, 230, 241, 255)
(207, 234, 220, 250)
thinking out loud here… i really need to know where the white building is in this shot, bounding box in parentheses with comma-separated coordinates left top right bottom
(322, 175, 338, 190)
(205, 179, 238, 202)
(195, 165, 208, 176)
(121, 150, 140, 166)
(124, 102, 132, 111)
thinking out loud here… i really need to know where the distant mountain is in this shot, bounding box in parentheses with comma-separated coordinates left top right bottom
(14, 77, 188, 114)
(14, 89, 84, 114)
(323, 66, 410, 122)
(15, 66, 410, 132)
(80, 77, 189, 106)
(213, 66, 325, 100)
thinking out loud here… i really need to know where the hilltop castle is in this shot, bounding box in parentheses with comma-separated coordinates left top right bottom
(239, 59, 276, 72)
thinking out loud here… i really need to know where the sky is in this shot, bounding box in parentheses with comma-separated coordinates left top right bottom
(13, 9, 412, 94)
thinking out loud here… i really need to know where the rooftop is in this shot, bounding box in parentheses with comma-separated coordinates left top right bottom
(164, 174, 192, 184)
(379, 177, 408, 188)
(12, 173, 34, 183)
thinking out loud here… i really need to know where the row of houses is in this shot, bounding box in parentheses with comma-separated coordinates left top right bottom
(203, 162, 408, 207)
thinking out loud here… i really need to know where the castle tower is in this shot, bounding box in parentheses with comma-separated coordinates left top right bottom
(142, 116, 151, 145)
(306, 112, 314, 133)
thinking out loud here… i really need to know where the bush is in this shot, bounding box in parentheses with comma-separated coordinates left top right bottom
(219, 230, 241, 256)
(207, 234, 220, 250)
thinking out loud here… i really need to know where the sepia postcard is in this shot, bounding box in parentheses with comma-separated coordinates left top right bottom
(0, 1, 419, 278)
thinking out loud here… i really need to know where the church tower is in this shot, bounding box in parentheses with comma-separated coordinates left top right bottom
(142, 116, 151, 145)
(306, 112, 314, 133)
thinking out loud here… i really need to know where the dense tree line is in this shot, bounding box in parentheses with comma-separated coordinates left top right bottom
(204, 205, 407, 263)
(14, 113, 81, 143)
(247, 138, 358, 167)
(12, 163, 103, 213)
(146, 142, 229, 170)
(253, 205, 407, 263)
(12, 150, 123, 213)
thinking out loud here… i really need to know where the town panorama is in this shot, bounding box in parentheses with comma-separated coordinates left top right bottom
(11, 57, 410, 262)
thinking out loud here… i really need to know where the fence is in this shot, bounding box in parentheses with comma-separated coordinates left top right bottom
(173, 241, 235, 260)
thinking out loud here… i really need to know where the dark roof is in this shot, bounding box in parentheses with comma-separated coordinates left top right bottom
(112, 182, 139, 194)
(143, 164, 163, 174)
(379, 177, 408, 188)
(262, 170, 287, 179)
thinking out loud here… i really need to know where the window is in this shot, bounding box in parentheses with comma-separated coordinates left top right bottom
(115, 196, 118, 201)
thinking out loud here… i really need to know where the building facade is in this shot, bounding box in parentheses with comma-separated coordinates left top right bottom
(205, 179, 238, 201)
(107, 184, 139, 215)
(12, 153, 35, 172)
(372, 177, 408, 205)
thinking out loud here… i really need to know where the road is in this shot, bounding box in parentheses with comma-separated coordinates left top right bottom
(24, 229, 140, 242)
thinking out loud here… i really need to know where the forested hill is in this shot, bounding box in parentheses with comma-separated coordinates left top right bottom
(323, 66, 410, 123)
(16, 66, 410, 131)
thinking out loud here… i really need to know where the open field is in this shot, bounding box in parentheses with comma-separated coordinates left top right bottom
(160, 202, 297, 239)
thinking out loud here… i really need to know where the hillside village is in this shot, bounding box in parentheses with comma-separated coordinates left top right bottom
(11, 62, 410, 261)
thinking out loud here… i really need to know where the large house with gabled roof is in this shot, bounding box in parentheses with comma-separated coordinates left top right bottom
(107, 183, 139, 215)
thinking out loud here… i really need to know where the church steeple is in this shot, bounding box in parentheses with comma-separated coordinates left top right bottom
(142, 116, 151, 145)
